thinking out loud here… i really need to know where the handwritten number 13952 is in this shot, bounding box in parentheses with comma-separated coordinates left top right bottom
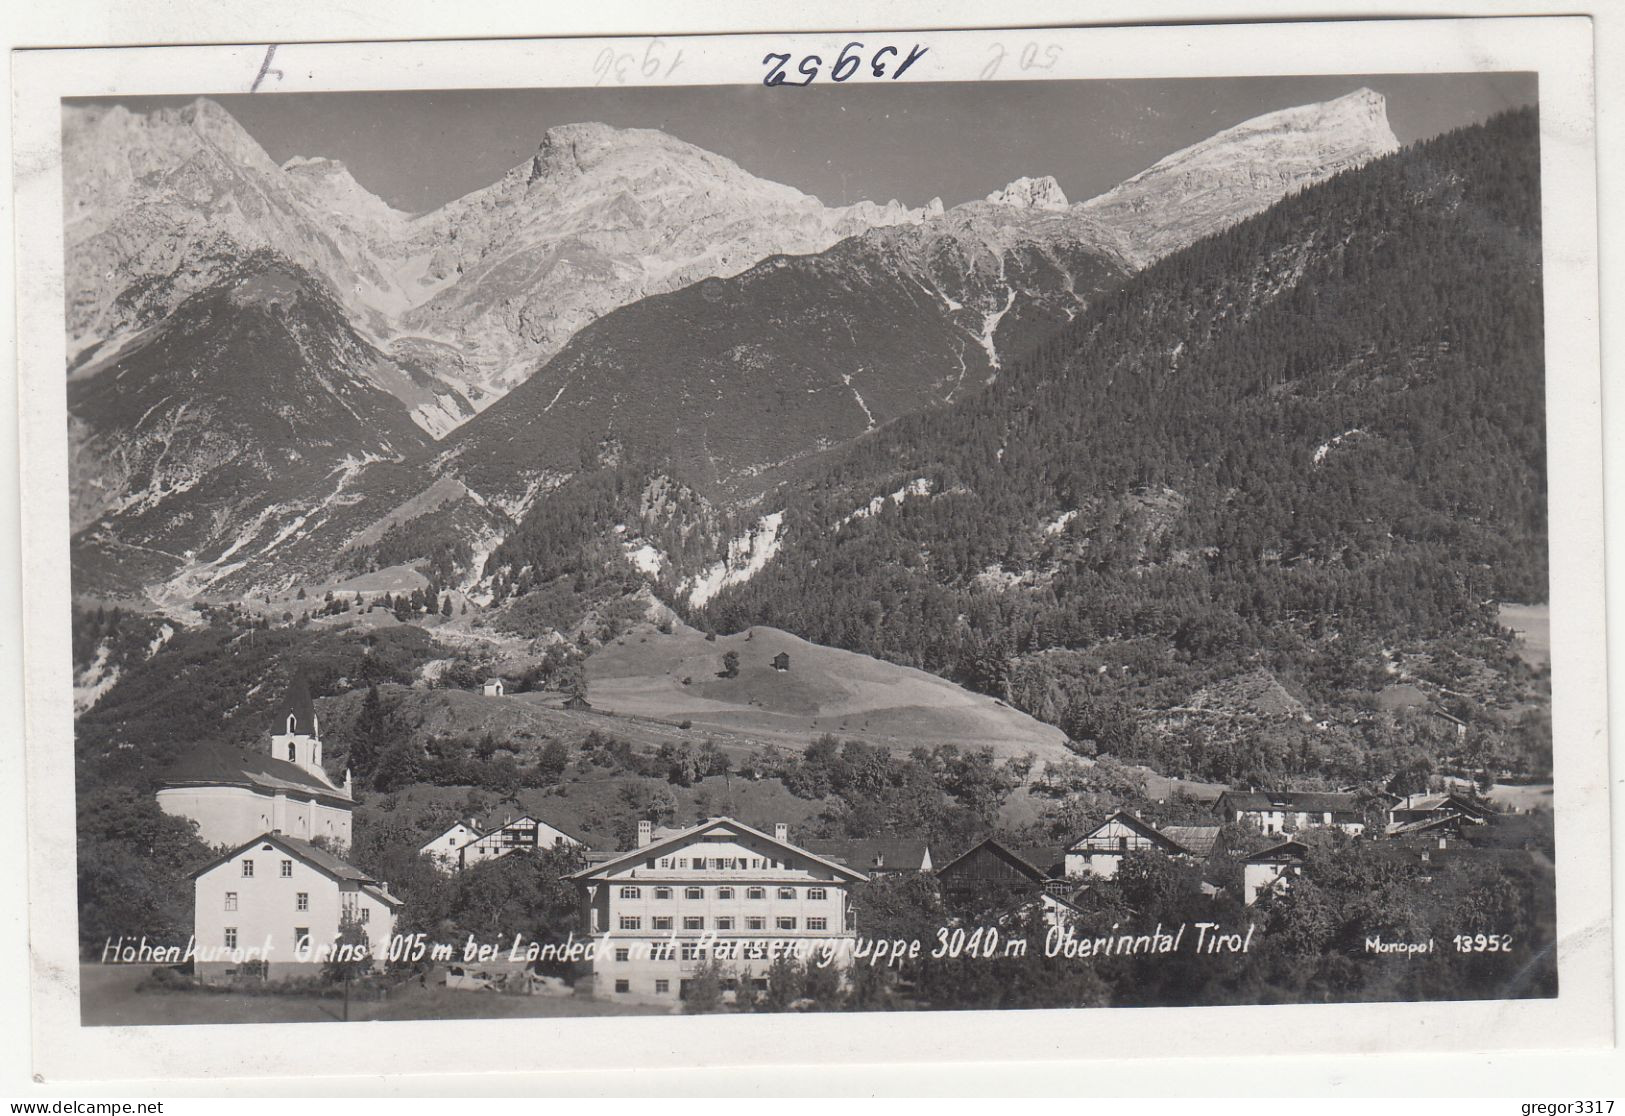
(763, 42, 929, 87)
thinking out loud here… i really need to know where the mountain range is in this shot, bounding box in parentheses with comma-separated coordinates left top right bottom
(64, 88, 1401, 607)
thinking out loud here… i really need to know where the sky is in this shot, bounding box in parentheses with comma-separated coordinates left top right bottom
(81, 73, 1537, 215)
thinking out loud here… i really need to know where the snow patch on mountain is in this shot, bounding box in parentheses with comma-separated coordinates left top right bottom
(682, 511, 785, 608)
(977, 288, 1017, 372)
(1313, 428, 1366, 466)
(74, 642, 119, 713)
(841, 374, 876, 429)
(1043, 509, 1080, 535)
(624, 541, 668, 577)
(839, 478, 935, 528)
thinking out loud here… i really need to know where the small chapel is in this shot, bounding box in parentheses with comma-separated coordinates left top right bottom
(156, 672, 355, 848)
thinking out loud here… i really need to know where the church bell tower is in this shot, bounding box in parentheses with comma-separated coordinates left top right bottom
(270, 671, 336, 789)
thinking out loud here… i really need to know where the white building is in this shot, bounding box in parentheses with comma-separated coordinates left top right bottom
(419, 821, 483, 870)
(157, 674, 354, 848)
(482, 678, 505, 697)
(1242, 840, 1309, 906)
(452, 815, 587, 870)
(1064, 812, 1220, 879)
(1214, 791, 1366, 837)
(566, 817, 866, 1004)
(191, 832, 401, 981)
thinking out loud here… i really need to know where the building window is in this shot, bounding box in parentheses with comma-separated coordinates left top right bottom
(778, 887, 796, 900)
(808, 917, 828, 931)
(619, 886, 641, 899)
(683, 916, 705, 931)
(691, 857, 707, 871)
(655, 979, 669, 994)
(241, 860, 254, 878)
(717, 887, 734, 900)
(747, 916, 765, 931)
(747, 887, 765, 900)
(280, 859, 293, 878)
(685, 886, 703, 900)
(224, 892, 238, 911)
(358, 908, 370, 924)
(654, 887, 671, 900)
(224, 928, 238, 949)
(614, 979, 630, 994)
(777, 917, 797, 931)
(294, 928, 311, 953)
(716, 917, 735, 931)
(615, 948, 630, 962)
(653, 916, 673, 931)
(296, 892, 309, 911)
(808, 887, 827, 900)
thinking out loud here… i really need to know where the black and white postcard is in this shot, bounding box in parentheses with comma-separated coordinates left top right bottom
(9, 15, 1610, 1083)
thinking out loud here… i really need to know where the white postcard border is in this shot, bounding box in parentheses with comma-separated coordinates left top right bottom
(10, 16, 1608, 1084)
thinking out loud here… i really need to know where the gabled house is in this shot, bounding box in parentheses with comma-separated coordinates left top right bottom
(1214, 790, 1365, 836)
(771, 652, 791, 672)
(1064, 812, 1220, 879)
(1242, 840, 1309, 906)
(457, 815, 588, 869)
(191, 832, 401, 981)
(482, 678, 505, 697)
(565, 817, 866, 1004)
(1386, 792, 1495, 831)
(935, 838, 1074, 925)
(419, 820, 482, 871)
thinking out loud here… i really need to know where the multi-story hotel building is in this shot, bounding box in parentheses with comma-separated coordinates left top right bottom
(566, 817, 868, 1004)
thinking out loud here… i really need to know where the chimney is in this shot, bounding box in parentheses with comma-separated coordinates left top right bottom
(774, 822, 788, 843)
(638, 820, 653, 847)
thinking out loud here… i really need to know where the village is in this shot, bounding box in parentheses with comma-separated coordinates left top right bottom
(126, 671, 1544, 1012)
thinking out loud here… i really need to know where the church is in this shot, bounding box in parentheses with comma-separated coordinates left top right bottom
(156, 671, 404, 981)
(156, 673, 355, 849)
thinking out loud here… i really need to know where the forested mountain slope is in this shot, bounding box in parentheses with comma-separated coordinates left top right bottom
(698, 109, 1547, 785)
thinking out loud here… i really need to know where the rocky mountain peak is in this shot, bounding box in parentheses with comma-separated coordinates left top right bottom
(1078, 89, 1401, 265)
(985, 175, 1070, 210)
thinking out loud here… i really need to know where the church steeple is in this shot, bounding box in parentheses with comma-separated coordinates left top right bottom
(273, 670, 319, 739)
(270, 670, 340, 793)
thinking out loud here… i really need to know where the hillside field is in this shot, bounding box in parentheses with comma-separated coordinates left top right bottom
(580, 622, 1071, 762)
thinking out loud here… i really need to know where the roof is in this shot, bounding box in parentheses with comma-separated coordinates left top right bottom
(1067, 811, 1179, 854)
(159, 741, 350, 806)
(1387, 815, 1481, 838)
(1016, 846, 1065, 877)
(565, 816, 869, 883)
(802, 838, 931, 871)
(420, 821, 480, 848)
(1391, 792, 1496, 819)
(1218, 790, 1361, 814)
(1161, 825, 1221, 857)
(1244, 840, 1310, 864)
(273, 670, 317, 736)
(483, 677, 505, 686)
(936, 837, 1056, 883)
(191, 831, 382, 888)
(466, 813, 593, 847)
(361, 882, 404, 909)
